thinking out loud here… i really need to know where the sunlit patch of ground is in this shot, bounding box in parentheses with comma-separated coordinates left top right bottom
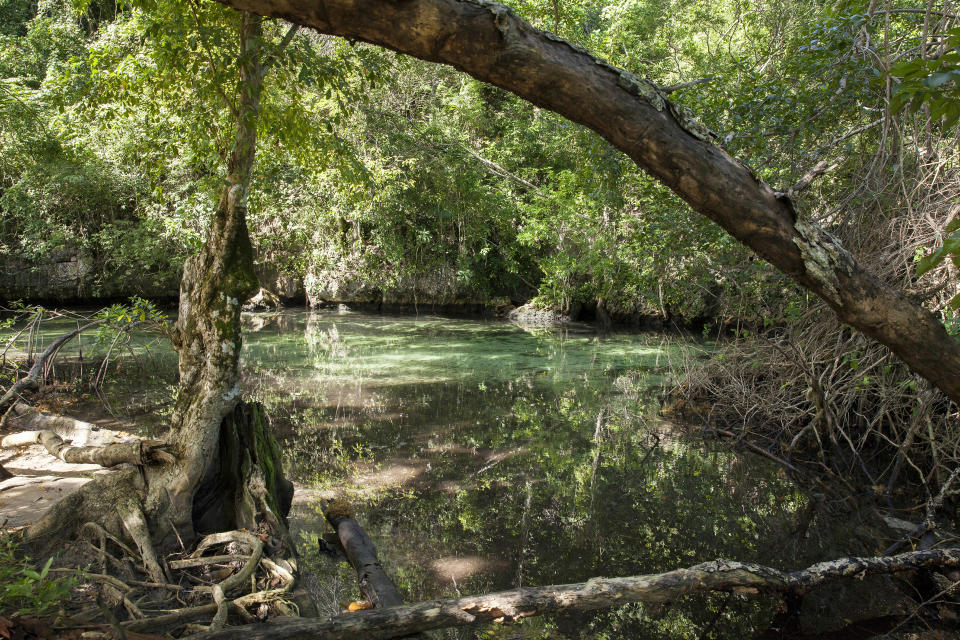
(0, 399, 144, 531)
(0, 474, 93, 529)
(429, 555, 511, 582)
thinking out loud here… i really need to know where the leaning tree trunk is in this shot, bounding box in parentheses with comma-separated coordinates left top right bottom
(148, 10, 269, 548)
(23, 12, 291, 555)
(215, 0, 960, 406)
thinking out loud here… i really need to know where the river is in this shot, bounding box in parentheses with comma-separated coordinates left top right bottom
(241, 310, 829, 638)
(3, 309, 888, 638)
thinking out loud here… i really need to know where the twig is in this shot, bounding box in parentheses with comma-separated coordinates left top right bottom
(660, 77, 716, 93)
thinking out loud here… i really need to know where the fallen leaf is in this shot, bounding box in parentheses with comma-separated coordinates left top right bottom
(0, 616, 15, 640)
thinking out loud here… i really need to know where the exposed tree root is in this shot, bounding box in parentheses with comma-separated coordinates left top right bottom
(2, 401, 98, 435)
(42, 525, 298, 637)
(1, 428, 173, 467)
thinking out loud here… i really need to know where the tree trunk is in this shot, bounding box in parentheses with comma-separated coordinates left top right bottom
(22, 12, 291, 557)
(213, 0, 960, 405)
(153, 10, 265, 548)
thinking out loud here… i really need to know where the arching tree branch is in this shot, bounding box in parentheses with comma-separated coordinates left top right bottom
(213, 0, 960, 404)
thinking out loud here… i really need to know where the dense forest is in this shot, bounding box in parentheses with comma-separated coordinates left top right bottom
(1, 0, 959, 638)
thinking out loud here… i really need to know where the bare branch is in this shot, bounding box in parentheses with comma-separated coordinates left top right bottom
(659, 77, 716, 94)
(262, 23, 300, 74)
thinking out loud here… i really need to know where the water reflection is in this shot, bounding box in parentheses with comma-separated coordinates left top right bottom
(241, 311, 814, 638)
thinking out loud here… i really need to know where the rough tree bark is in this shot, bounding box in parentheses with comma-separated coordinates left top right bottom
(213, 0, 960, 405)
(21, 12, 291, 556)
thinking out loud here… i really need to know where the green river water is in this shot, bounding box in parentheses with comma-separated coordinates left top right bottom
(240, 311, 858, 639)
(5, 310, 887, 638)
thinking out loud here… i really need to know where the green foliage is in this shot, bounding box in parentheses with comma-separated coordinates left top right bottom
(889, 30, 960, 311)
(0, 536, 77, 618)
(0, 0, 949, 329)
(890, 28, 960, 128)
(96, 296, 169, 328)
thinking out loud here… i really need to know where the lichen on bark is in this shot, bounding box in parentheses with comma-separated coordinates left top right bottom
(791, 219, 855, 307)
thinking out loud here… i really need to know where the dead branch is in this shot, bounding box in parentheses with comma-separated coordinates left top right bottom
(0, 320, 102, 414)
(787, 160, 840, 196)
(168, 555, 248, 570)
(323, 499, 404, 608)
(3, 401, 97, 435)
(186, 548, 960, 640)
(659, 77, 716, 93)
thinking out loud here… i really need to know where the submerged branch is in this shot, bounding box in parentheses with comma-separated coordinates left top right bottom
(0, 320, 103, 414)
(323, 499, 404, 609)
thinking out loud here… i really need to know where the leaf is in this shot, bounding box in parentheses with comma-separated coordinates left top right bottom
(944, 103, 960, 129)
(925, 70, 957, 89)
(38, 556, 53, 580)
(916, 231, 960, 276)
(889, 59, 924, 77)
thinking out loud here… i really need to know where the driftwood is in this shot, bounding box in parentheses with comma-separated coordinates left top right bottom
(323, 500, 404, 608)
(3, 401, 97, 434)
(188, 548, 960, 640)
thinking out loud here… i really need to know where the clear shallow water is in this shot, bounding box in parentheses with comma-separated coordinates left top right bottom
(2, 309, 862, 637)
(240, 311, 822, 638)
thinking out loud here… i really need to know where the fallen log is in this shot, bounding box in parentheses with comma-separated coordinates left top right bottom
(187, 548, 960, 640)
(323, 499, 404, 608)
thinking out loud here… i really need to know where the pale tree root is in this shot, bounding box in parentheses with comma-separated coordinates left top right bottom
(12, 402, 299, 636)
(17, 402, 291, 554)
(2, 401, 101, 437)
(114, 530, 297, 634)
(186, 548, 960, 640)
(1, 428, 173, 467)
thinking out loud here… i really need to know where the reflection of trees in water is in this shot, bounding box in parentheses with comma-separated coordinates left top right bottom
(287, 376, 805, 638)
(306, 319, 348, 359)
(241, 312, 842, 637)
